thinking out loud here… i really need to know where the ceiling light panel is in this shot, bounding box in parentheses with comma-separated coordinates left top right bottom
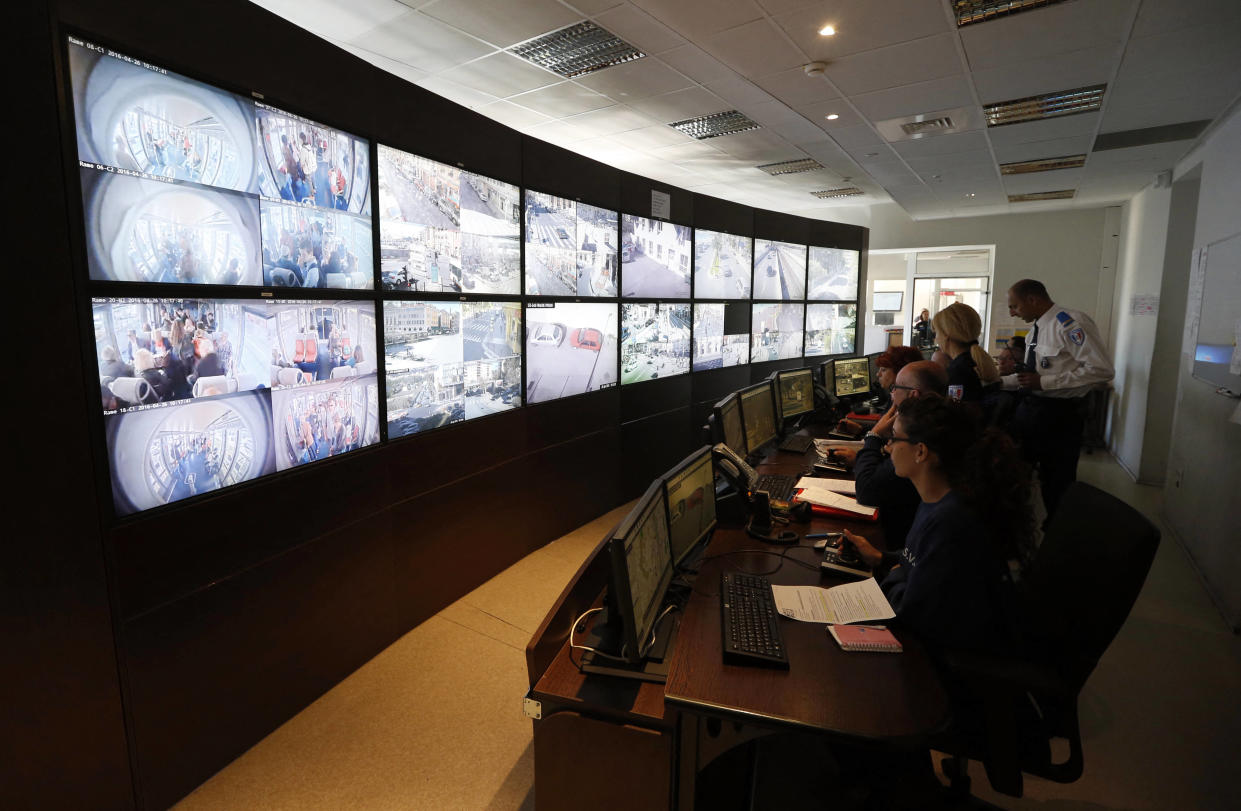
(1008, 189, 1076, 202)
(811, 187, 865, 199)
(668, 110, 762, 140)
(984, 84, 1107, 127)
(756, 158, 825, 176)
(953, 0, 1072, 27)
(509, 21, 645, 79)
(1000, 154, 1087, 174)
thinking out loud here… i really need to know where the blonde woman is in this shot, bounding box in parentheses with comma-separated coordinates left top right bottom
(931, 302, 998, 402)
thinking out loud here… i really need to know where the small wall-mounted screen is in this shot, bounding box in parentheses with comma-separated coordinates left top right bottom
(621, 302, 691, 383)
(753, 240, 806, 300)
(693, 229, 752, 299)
(807, 247, 860, 301)
(872, 291, 904, 311)
(751, 302, 804, 362)
(621, 215, 691, 298)
(526, 302, 618, 402)
(805, 302, 857, 357)
(524, 191, 618, 297)
(693, 302, 750, 371)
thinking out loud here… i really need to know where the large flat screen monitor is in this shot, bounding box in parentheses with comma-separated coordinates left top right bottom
(776, 367, 815, 420)
(621, 302, 690, 384)
(872, 291, 903, 311)
(692, 302, 749, 371)
(621, 215, 691, 298)
(526, 302, 618, 402)
(384, 299, 522, 438)
(693, 228, 752, 299)
(607, 480, 674, 661)
(739, 381, 778, 454)
(807, 246, 860, 301)
(805, 302, 857, 357)
(68, 36, 373, 289)
(833, 357, 871, 398)
(663, 445, 717, 567)
(751, 302, 804, 363)
(713, 392, 746, 457)
(524, 190, 618, 296)
(377, 144, 520, 294)
(753, 239, 806, 300)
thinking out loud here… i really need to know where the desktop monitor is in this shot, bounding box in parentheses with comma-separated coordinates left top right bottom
(663, 445, 718, 567)
(872, 291, 903, 311)
(818, 359, 835, 390)
(738, 381, 778, 455)
(776, 367, 815, 420)
(606, 480, 675, 662)
(833, 357, 871, 399)
(866, 352, 884, 389)
(714, 392, 747, 457)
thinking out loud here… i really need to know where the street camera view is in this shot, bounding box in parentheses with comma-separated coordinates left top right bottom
(751, 303, 804, 362)
(384, 300, 522, 438)
(621, 303, 691, 384)
(378, 144, 520, 294)
(805, 303, 857, 357)
(526, 303, 618, 403)
(807, 246, 860, 301)
(693, 229, 752, 299)
(693, 303, 749, 371)
(524, 191, 618, 296)
(621, 215, 691, 298)
(752, 240, 807, 300)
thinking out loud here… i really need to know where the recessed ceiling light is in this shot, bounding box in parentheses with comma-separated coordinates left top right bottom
(811, 186, 863, 199)
(825, 114, 840, 120)
(966, 192, 976, 198)
(509, 21, 645, 78)
(668, 110, 761, 140)
(819, 25, 836, 36)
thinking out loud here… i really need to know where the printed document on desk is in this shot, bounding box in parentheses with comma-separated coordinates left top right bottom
(772, 579, 895, 625)
(793, 482, 874, 515)
(797, 475, 855, 496)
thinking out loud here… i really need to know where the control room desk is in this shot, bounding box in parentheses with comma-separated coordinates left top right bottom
(525, 437, 950, 811)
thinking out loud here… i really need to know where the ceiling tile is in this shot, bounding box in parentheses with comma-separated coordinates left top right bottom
(773, 0, 951, 60)
(656, 44, 736, 84)
(476, 99, 553, 129)
(701, 19, 806, 79)
(986, 112, 1102, 149)
(527, 118, 596, 146)
(903, 150, 995, 175)
(616, 124, 692, 150)
(1085, 140, 1196, 171)
(345, 10, 495, 72)
(860, 160, 921, 186)
(629, 0, 766, 42)
(972, 46, 1120, 105)
(560, 104, 659, 136)
(1131, 0, 1241, 38)
(436, 50, 560, 97)
(509, 81, 614, 118)
(767, 114, 832, 144)
(710, 129, 799, 162)
(1100, 90, 1235, 133)
(576, 58, 695, 101)
(706, 77, 778, 108)
(252, 0, 412, 41)
(415, 75, 499, 109)
(594, 4, 687, 54)
(755, 0, 819, 14)
(824, 33, 964, 96)
(753, 68, 842, 107)
(420, 0, 582, 48)
(569, 0, 625, 14)
(890, 130, 991, 159)
(629, 86, 728, 122)
(992, 135, 1095, 164)
(827, 124, 885, 151)
(1002, 168, 1085, 195)
(1113, 19, 1241, 86)
(850, 75, 975, 122)
(959, 0, 1136, 70)
(795, 101, 865, 130)
(329, 39, 430, 85)
(652, 140, 729, 162)
(915, 162, 998, 186)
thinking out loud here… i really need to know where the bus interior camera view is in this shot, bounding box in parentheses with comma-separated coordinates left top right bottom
(524, 191, 618, 297)
(68, 37, 372, 289)
(95, 297, 380, 515)
(378, 145, 520, 294)
(805, 303, 857, 357)
(622, 303, 691, 384)
(692, 302, 750, 371)
(621, 215, 691, 299)
(807, 246, 860, 301)
(526, 302, 618, 403)
(751, 302, 804, 362)
(384, 300, 522, 438)
(752, 239, 806, 300)
(833, 357, 872, 398)
(693, 229, 751, 299)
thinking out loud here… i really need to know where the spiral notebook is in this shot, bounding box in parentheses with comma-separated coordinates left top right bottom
(827, 624, 902, 653)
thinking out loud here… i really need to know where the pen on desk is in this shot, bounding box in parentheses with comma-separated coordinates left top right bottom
(805, 532, 841, 539)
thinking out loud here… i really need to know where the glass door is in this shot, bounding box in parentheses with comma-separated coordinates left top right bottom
(911, 275, 991, 350)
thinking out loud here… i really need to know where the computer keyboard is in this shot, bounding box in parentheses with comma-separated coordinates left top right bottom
(753, 473, 797, 502)
(720, 573, 789, 668)
(777, 434, 815, 454)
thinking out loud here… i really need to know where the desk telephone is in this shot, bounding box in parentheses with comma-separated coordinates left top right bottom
(712, 443, 798, 504)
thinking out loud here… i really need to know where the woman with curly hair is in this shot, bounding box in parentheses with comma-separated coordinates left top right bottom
(872, 344, 925, 410)
(844, 395, 1033, 651)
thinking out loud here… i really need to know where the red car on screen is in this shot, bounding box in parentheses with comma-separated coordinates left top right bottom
(570, 327, 603, 351)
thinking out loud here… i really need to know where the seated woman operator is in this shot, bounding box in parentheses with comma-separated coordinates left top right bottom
(842, 395, 1033, 652)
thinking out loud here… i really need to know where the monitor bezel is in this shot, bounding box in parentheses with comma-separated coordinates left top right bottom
(713, 391, 747, 457)
(831, 356, 872, 399)
(607, 479, 674, 662)
(775, 366, 815, 421)
(661, 444, 718, 568)
(737, 379, 779, 454)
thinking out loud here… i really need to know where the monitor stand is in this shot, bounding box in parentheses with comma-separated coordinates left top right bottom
(579, 606, 681, 684)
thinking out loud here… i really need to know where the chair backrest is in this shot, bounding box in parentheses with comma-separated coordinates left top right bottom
(292, 338, 305, 363)
(324, 272, 347, 288)
(276, 367, 303, 386)
(192, 375, 234, 398)
(303, 336, 318, 362)
(330, 365, 355, 379)
(270, 267, 296, 287)
(1018, 482, 1160, 689)
(354, 360, 376, 376)
(109, 376, 151, 405)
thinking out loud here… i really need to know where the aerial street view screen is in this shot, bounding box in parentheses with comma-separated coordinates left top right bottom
(752, 239, 807, 300)
(807, 246, 860, 301)
(751, 302, 804, 362)
(621, 302, 691, 384)
(378, 145, 520, 294)
(96, 297, 379, 515)
(384, 300, 522, 438)
(805, 303, 858, 357)
(621, 215, 691, 298)
(693, 302, 750, 371)
(693, 229, 752, 299)
(524, 191, 618, 296)
(526, 302, 618, 403)
(69, 37, 372, 289)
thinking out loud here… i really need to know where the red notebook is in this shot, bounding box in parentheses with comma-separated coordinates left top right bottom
(828, 624, 902, 653)
(809, 503, 879, 522)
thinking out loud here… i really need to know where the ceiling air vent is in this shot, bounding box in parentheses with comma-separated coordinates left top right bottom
(811, 187, 864, 199)
(901, 117, 954, 136)
(954, 0, 1071, 27)
(1008, 189, 1076, 202)
(984, 84, 1106, 127)
(509, 21, 645, 78)
(1000, 154, 1087, 174)
(669, 110, 761, 140)
(757, 158, 824, 176)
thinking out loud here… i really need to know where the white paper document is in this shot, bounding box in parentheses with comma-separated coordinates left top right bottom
(796, 475, 855, 496)
(772, 579, 895, 625)
(793, 481, 875, 515)
(815, 439, 864, 451)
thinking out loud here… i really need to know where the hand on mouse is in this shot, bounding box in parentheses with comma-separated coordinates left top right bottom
(841, 529, 883, 568)
(829, 448, 856, 466)
(836, 418, 863, 434)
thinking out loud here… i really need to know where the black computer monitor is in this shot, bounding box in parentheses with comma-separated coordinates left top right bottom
(713, 392, 747, 457)
(663, 445, 717, 567)
(818, 359, 835, 389)
(866, 351, 884, 386)
(832, 357, 871, 398)
(606, 480, 675, 662)
(738, 381, 778, 455)
(776, 367, 815, 421)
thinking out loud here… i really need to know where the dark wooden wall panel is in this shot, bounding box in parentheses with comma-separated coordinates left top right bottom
(523, 136, 621, 210)
(620, 409, 696, 498)
(692, 194, 753, 236)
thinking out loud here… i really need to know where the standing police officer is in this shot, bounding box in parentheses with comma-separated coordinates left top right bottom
(1003, 279, 1113, 519)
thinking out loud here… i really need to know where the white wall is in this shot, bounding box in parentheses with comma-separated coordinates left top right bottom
(862, 252, 908, 353)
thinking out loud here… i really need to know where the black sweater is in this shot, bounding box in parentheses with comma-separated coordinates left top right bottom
(853, 434, 919, 548)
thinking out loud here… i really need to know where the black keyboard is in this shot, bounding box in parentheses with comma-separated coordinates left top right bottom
(753, 473, 797, 502)
(777, 434, 815, 454)
(720, 573, 789, 668)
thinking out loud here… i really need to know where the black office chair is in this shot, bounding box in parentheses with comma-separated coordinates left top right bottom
(933, 482, 1161, 798)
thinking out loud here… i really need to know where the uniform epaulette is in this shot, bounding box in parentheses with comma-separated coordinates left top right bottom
(1056, 310, 1075, 327)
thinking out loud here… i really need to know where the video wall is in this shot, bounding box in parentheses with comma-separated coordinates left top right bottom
(65, 34, 862, 520)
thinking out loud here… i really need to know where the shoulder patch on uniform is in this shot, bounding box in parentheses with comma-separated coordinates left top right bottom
(1068, 326, 1085, 346)
(1056, 311, 1075, 327)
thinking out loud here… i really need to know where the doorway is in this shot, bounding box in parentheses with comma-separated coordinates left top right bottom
(864, 246, 995, 354)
